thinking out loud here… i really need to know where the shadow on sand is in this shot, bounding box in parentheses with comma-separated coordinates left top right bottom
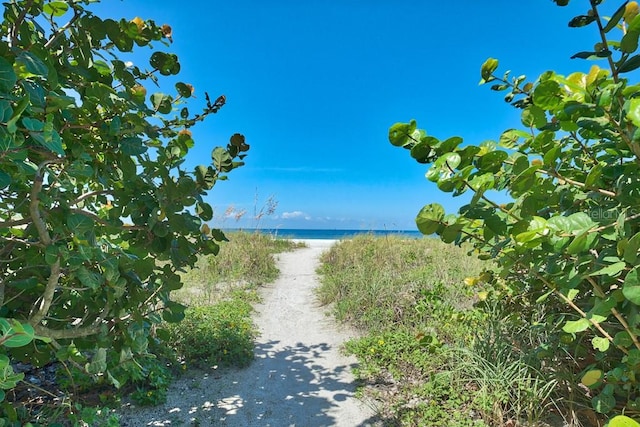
(119, 339, 381, 426)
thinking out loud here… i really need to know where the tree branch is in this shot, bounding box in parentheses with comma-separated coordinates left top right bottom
(70, 190, 111, 207)
(33, 301, 112, 340)
(0, 217, 32, 228)
(9, 0, 35, 48)
(28, 258, 61, 327)
(30, 160, 63, 246)
(43, 6, 83, 49)
(68, 208, 146, 230)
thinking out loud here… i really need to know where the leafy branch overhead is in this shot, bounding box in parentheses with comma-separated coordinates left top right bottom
(0, 0, 248, 407)
(392, 0, 640, 423)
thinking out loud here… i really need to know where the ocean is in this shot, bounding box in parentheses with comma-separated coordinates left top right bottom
(225, 228, 424, 240)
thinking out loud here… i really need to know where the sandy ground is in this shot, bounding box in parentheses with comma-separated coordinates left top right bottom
(117, 239, 380, 426)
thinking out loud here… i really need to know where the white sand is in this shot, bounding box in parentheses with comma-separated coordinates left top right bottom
(117, 239, 380, 426)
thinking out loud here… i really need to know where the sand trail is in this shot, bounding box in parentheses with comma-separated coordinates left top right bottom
(118, 239, 378, 426)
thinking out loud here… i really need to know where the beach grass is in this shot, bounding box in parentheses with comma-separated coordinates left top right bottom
(317, 235, 485, 335)
(317, 235, 560, 426)
(175, 231, 303, 306)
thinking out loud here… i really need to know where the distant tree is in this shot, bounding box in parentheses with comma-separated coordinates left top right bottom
(391, 0, 640, 422)
(0, 0, 248, 403)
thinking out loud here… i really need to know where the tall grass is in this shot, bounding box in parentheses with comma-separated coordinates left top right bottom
(317, 235, 485, 334)
(175, 231, 303, 305)
(318, 235, 561, 426)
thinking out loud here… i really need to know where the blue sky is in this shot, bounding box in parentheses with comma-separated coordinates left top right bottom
(97, 0, 614, 230)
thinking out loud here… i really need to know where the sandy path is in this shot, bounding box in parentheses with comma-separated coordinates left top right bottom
(118, 239, 379, 426)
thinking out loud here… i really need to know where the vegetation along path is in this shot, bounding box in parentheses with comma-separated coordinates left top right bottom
(118, 239, 379, 426)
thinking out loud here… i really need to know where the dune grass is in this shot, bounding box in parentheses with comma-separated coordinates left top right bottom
(317, 235, 561, 426)
(175, 231, 303, 306)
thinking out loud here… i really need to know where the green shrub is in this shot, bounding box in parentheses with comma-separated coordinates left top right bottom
(391, 1, 640, 422)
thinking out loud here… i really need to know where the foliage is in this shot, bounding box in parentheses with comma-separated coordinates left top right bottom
(390, 0, 640, 422)
(0, 0, 248, 415)
(166, 291, 258, 369)
(129, 360, 171, 406)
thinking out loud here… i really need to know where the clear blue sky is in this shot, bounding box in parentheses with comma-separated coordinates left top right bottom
(97, 0, 615, 230)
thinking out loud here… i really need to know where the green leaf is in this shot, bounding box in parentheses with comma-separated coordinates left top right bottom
(77, 267, 104, 290)
(67, 213, 94, 235)
(0, 57, 17, 92)
(410, 140, 434, 163)
(21, 117, 44, 132)
(581, 369, 603, 387)
(480, 58, 499, 83)
(592, 336, 610, 352)
(162, 301, 186, 323)
(477, 150, 508, 173)
(624, 232, 640, 264)
(427, 152, 461, 182)
(388, 120, 417, 147)
(521, 105, 547, 129)
(609, 415, 640, 427)
(6, 94, 30, 133)
(85, 348, 107, 374)
(151, 93, 172, 114)
(195, 165, 216, 189)
(614, 331, 634, 348)
(566, 212, 596, 234)
(45, 245, 59, 265)
(150, 52, 180, 76)
(16, 52, 49, 77)
(416, 203, 444, 235)
(603, 1, 628, 33)
(623, 267, 640, 305)
(568, 14, 597, 27)
(0, 100, 12, 123)
(571, 51, 611, 59)
(592, 389, 616, 414)
(212, 147, 233, 172)
(196, 202, 213, 221)
(0, 171, 10, 190)
(585, 162, 604, 187)
(563, 318, 590, 333)
(533, 80, 562, 110)
(589, 261, 626, 277)
(619, 54, 640, 73)
(536, 290, 554, 303)
(175, 82, 192, 98)
(622, 30, 640, 54)
(120, 137, 147, 156)
(93, 60, 112, 76)
(43, 1, 69, 16)
(0, 320, 35, 348)
(566, 231, 597, 255)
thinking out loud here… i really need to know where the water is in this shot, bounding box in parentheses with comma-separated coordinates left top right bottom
(226, 228, 424, 240)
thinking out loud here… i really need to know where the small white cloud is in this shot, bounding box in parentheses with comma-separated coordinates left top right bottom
(281, 211, 307, 219)
(281, 211, 303, 219)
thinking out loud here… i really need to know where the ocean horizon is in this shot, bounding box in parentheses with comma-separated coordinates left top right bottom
(223, 228, 424, 240)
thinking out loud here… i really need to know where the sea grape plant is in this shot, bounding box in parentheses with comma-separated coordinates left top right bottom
(391, 0, 640, 420)
(0, 0, 248, 403)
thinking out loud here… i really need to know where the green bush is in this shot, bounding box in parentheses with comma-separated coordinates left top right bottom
(0, 0, 247, 422)
(391, 0, 640, 423)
